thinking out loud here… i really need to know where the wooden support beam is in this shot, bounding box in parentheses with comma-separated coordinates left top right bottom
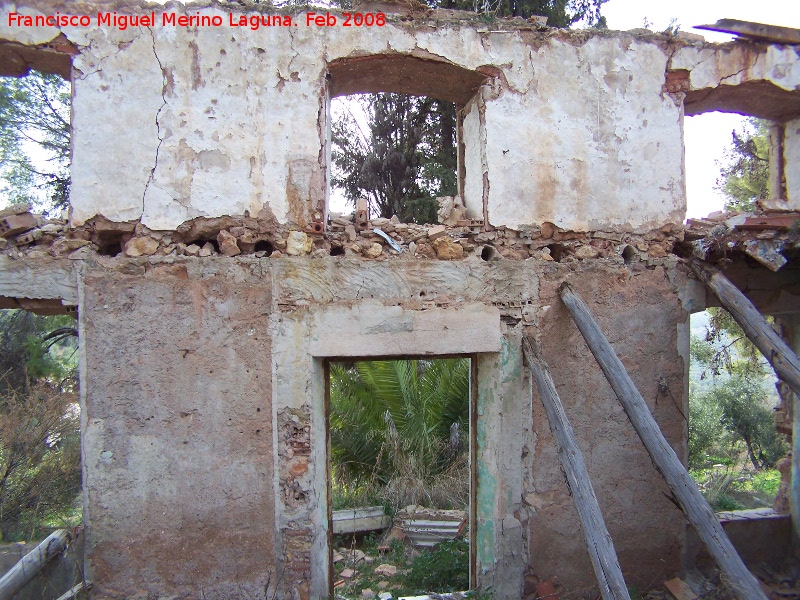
(0, 529, 72, 600)
(522, 338, 631, 600)
(54, 581, 92, 600)
(558, 283, 768, 600)
(690, 260, 800, 548)
(689, 258, 800, 399)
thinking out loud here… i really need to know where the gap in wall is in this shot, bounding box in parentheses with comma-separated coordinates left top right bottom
(328, 94, 459, 225)
(326, 357, 473, 597)
(687, 309, 786, 512)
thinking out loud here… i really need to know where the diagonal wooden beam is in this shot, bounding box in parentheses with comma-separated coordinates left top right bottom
(558, 283, 768, 600)
(689, 258, 800, 399)
(522, 337, 631, 600)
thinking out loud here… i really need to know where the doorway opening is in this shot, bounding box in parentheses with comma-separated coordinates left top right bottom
(326, 356, 475, 598)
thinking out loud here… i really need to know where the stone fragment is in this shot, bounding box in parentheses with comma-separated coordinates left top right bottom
(540, 222, 555, 239)
(378, 591, 392, 599)
(536, 580, 558, 600)
(370, 217, 390, 228)
(432, 236, 464, 260)
(50, 238, 91, 256)
(362, 589, 375, 599)
(647, 243, 668, 258)
(0, 202, 31, 218)
(374, 564, 398, 577)
(175, 215, 240, 243)
(408, 241, 416, 256)
(345, 224, 357, 242)
(124, 236, 159, 257)
(198, 242, 214, 257)
(573, 245, 599, 259)
(286, 230, 312, 256)
(270, 250, 283, 258)
(364, 242, 383, 258)
(217, 230, 241, 256)
(185, 244, 200, 256)
(427, 224, 447, 241)
(340, 568, 356, 579)
(39, 223, 63, 235)
(437, 195, 467, 226)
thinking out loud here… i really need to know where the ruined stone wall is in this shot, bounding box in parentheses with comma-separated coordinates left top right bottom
(47, 249, 692, 599)
(80, 258, 275, 598)
(533, 266, 688, 592)
(0, 2, 718, 233)
(3, 3, 800, 598)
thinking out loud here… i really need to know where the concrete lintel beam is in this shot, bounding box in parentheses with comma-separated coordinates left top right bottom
(309, 301, 501, 357)
(0, 256, 78, 306)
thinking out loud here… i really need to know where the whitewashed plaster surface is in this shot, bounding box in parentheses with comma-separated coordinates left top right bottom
(485, 35, 685, 231)
(2, 3, 799, 230)
(785, 117, 800, 210)
(671, 43, 800, 94)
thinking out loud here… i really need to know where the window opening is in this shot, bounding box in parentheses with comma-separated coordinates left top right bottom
(0, 70, 71, 219)
(330, 93, 459, 225)
(326, 357, 474, 597)
(688, 309, 787, 512)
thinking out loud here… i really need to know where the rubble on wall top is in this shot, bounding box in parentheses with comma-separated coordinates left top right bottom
(678, 199, 800, 272)
(0, 198, 682, 271)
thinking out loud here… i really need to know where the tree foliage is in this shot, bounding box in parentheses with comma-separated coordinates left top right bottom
(0, 311, 79, 541)
(715, 118, 770, 212)
(331, 95, 455, 223)
(437, 0, 605, 24)
(702, 376, 786, 470)
(689, 309, 787, 471)
(691, 307, 765, 380)
(0, 71, 70, 213)
(329, 359, 470, 510)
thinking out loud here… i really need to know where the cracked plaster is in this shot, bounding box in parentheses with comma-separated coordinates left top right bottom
(4, 3, 800, 229)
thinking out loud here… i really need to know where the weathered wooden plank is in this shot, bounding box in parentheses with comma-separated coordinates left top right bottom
(522, 338, 631, 600)
(558, 283, 768, 600)
(0, 256, 78, 305)
(694, 19, 800, 44)
(54, 581, 92, 600)
(0, 529, 71, 600)
(689, 258, 800, 399)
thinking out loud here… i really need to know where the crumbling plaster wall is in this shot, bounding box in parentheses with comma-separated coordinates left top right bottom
(10, 3, 799, 231)
(62, 13, 688, 232)
(267, 257, 690, 598)
(79, 258, 276, 598)
(67, 251, 693, 599)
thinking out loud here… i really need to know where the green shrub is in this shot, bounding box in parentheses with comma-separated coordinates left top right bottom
(403, 539, 470, 593)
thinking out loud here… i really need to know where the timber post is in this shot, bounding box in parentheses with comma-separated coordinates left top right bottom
(558, 283, 768, 600)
